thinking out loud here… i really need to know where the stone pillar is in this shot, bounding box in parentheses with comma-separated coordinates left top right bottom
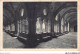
(57, 23, 59, 33)
(21, 20, 23, 33)
(48, 20, 51, 33)
(22, 19, 25, 33)
(8, 25, 10, 31)
(25, 18, 29, 34)
(65, 24, 66, 32)
(36, 18, 40, 34)
(66, 22, 68, 32)
(17, 21, 20, 36)
(58, 14, 61, 33)
(51, 13, 55, 35)
(28, 18, 36, 34)
(28, 17, 36, 35)
(63, 18, 65, 33)
(24, 19, 26, 33)
(61, 18, 64, 33)
(19, 20, 22, 33)
(14, 10, 19, 34)
(68, 22, 69, 32)
(64, 21, 67, 32)
(10, 24, 12, 31)
(40, 19, 42, 33)
(14, 21, 17, 34)
(11, 24, 15, 31)
(45, 19, 48, 33)
(42, 19, 46, 33)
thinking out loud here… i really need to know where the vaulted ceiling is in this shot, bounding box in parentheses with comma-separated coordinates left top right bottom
(3, 2, 77, 26)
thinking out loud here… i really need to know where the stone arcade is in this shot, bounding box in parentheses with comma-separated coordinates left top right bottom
(3, 2, 77, 48)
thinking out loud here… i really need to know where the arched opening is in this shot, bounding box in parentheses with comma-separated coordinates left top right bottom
(36, 17, 42, 34)
(54, 7, 77, 34)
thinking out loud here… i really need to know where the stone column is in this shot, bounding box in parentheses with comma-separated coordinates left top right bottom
(25, 18, 29, 34)
(48, 20, 51, 33)
(61, 18, 64, 33)
(66, 22, 68, 32)
(45, 19, 48, 33)
(10, 24, 12, 32)
(16, 20, 20, 36)
(42, 19, 46, 33)
(58, 14, 61, 33)
(19, 20, 22, 33)
(63, 18, 65, 33)
(51, 20, 54, 34)
(8, 25, 10, 31)
(21, 20, 23, 33)
(68, 22, 69, 32)
(28, 15, 36, 35)
(40, 18, 42, 33)
(51, 13, 55, 35)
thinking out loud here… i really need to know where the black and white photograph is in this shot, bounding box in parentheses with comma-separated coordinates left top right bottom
(3, 2, 77, 48)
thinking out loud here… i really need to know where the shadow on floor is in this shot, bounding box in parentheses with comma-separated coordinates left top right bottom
(17, 36, 59, 48)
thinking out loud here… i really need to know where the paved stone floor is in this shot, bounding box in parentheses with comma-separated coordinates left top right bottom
(3, 32, 26, 48)
(36, 32, 77, 48)
(3, 32, 77, 48)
